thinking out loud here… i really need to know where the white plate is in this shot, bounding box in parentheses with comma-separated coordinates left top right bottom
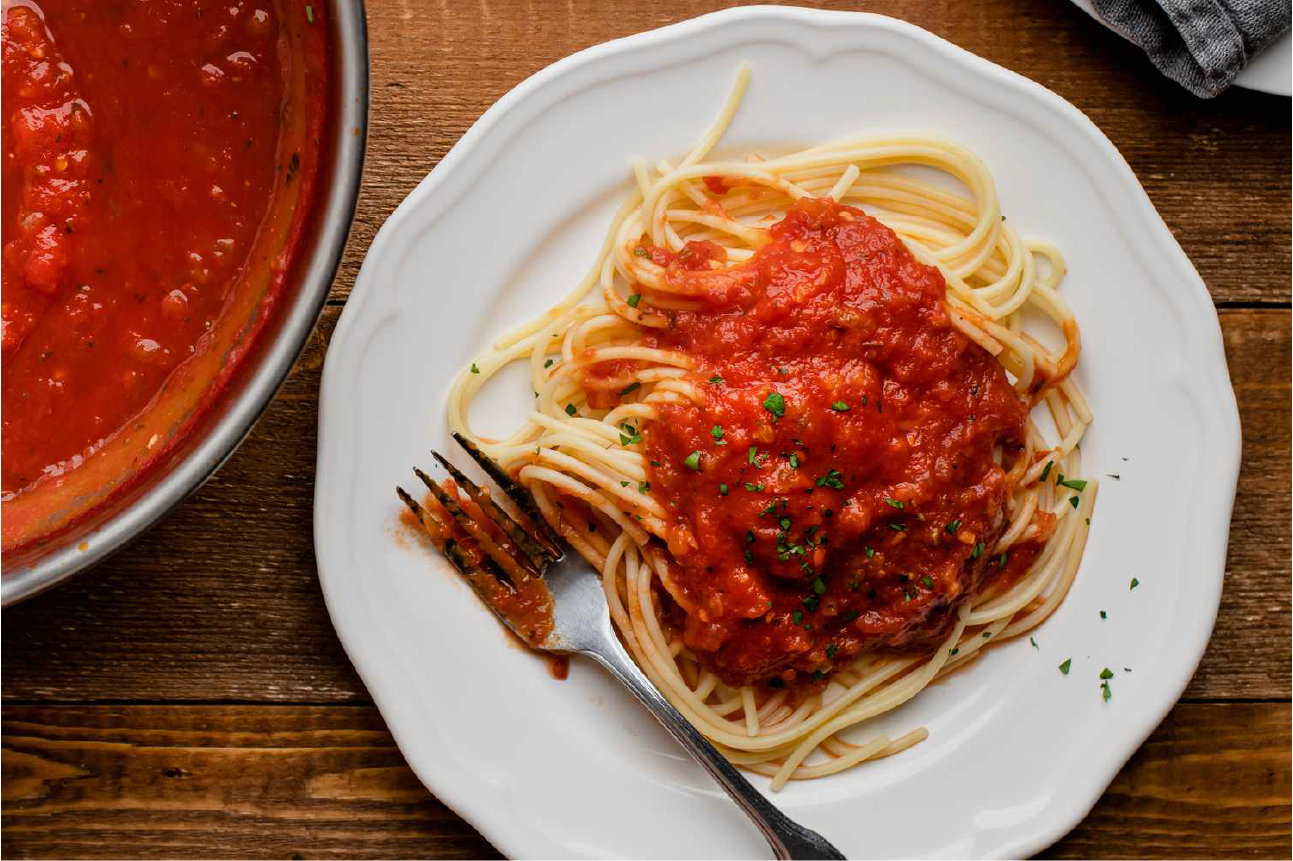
(315, 8, 1240, 858)
(1069, 0, 1292, 97)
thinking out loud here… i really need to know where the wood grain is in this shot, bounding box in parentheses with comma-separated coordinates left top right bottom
(333, 0, 1291, 309)
(3, 308, 1286, 704)
(2, 702, 1287, 860)
(2, 0, 1288, 857)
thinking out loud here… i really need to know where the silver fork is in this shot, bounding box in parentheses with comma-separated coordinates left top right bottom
(397, 432, 846, 860)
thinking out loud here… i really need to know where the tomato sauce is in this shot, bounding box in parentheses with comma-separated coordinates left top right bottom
(402, 485, 557, 649)
(638, 199, 1033, 687)
(1, 1, 308, 500)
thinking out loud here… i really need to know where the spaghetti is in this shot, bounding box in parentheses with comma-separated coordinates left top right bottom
(447, 66, 1095, 788)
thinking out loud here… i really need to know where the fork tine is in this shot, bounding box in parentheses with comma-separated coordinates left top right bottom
(398, 486, 508, 586)
(397, 485, 551, 648)
(396, 485, 440, 541)
(412, 468, 540, 583)
(452, 432, 563, 557)
(397, 485, 517, 596)
(430, 450, 557, 571)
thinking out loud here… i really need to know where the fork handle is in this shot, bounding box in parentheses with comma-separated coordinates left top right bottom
(584, 638, 847, 860)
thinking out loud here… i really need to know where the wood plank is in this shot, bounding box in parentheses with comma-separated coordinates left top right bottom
(2, 308, 1287, 702)
(1, 702, 1286, 859)
(330, 0, 1290, 308)
(1188, 309, 1293, 699)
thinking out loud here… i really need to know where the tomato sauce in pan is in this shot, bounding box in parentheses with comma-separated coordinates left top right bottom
(1, 0, 330, 552)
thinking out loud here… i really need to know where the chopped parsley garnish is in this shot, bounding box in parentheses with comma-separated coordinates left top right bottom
(619, 381, 641, 396)
(1101, 680, 1112, 702)
(710, 424, 725, 443)
(970, 542, 984, 559)
(997, 552, 1008, 567)
(564, 403, 578, 416)
(544, 358, 554, 368)
(885, 498, 904, 509)
(709, 375, 724, 384)
(1040, 461, 1054, 482)
(748, 445, 761, 466)
(719, 483, 728, 496)
(788, 453, 800, 469)
(1030, 636, 1039, 649)
(903, 590, 912, 602)
(1099, 667, 1114, 679)
(831, 401, 850, 412)
(763, 391, 786, 419)
(1068, 495, 1080, 509)
(778, 517, 791, 530)
(745, 530, 755, 543)
(684, 451, 702, 471)
(815, 469, 845, 490)
(1058, 658, 1072, 675)
(745, 549, 754, 564)
(1108, 473, 1121, 480)
(949, 647, 959, 656)
(305, 4, 315, 23)
(812, 577, 826, 595)
(626, 293, 642, 308)
(619, 481, 629, 487)
(981, 631, 991, 638)
(470, 363, 480, 374)
(619, 424, 642, 446)
(945, 519, 961, 534)
(802, 594, 819, 611)
(1130, 577, 1139, 590)
(792, 610, 803, 625)
(865, 546, 875, 558)
(1099, 610, 1107, 619)
(889, 523, 907, 532)
(1057, 477, 1088, 491)
(744, 482, 764, 492)
(638, 481, 650, 493)
(921, 575, 933, 588)
(825, 644, 837, 659)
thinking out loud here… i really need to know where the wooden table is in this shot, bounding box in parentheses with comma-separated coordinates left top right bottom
(3, 1, 1289, 857)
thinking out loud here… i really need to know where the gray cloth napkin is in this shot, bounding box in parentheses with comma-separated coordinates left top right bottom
(1093, 0, 1291, 97)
